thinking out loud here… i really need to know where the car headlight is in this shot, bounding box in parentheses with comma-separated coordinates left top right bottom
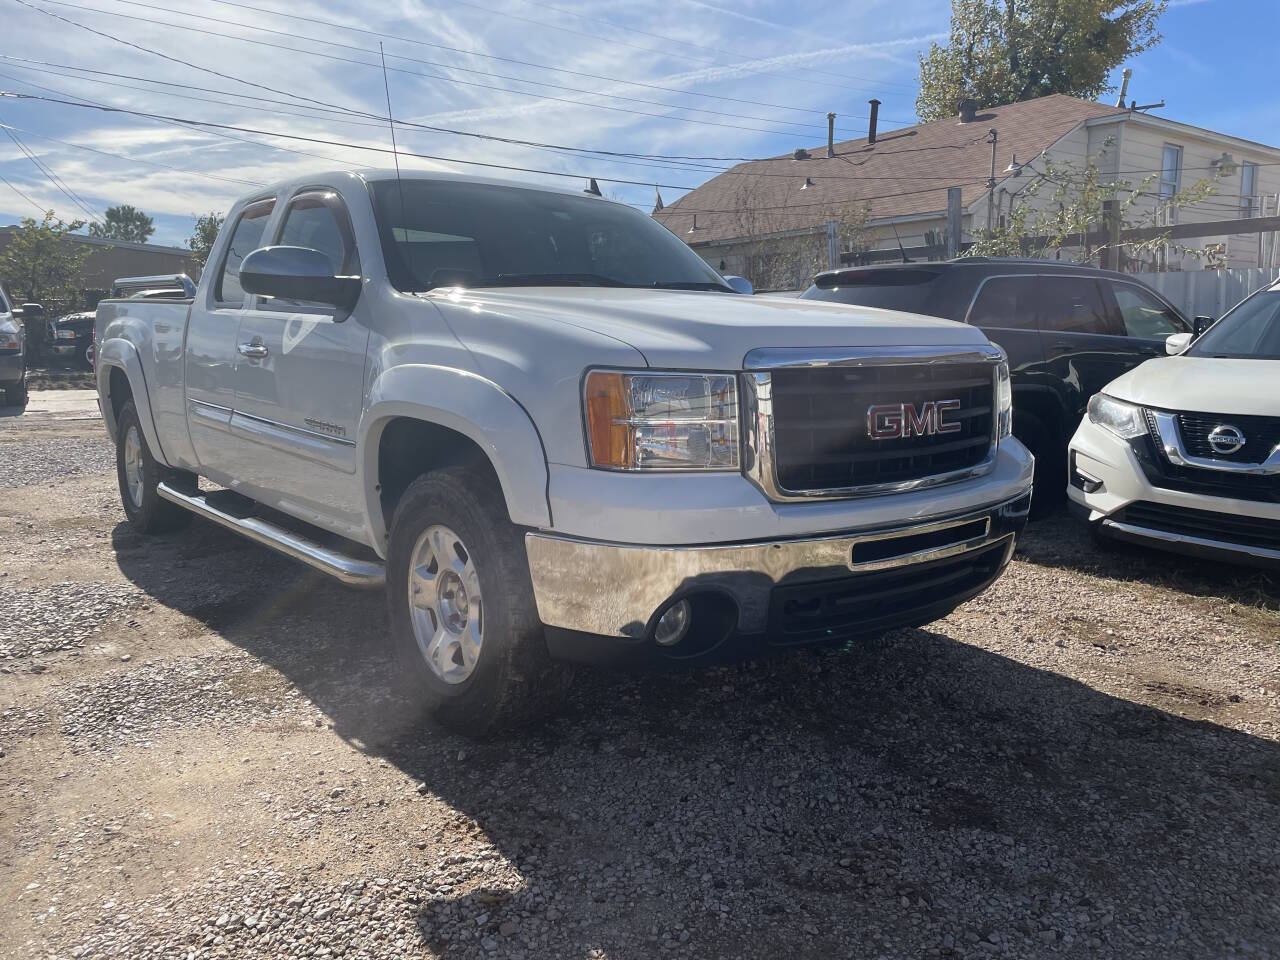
(583, 370, 739, 470)
(995, 360, 1012, 439)
(1087, 393, 1147, 440)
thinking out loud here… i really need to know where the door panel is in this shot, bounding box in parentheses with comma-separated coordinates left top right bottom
(229, 189, 370, 538)
(185, 198, 275, 470)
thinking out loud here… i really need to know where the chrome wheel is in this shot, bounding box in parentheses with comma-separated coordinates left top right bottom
(407, 524, 483, 685)
(123, 424, 144, 508)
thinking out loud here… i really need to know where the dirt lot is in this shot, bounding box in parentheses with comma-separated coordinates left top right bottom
(1, 398, 1278, 960)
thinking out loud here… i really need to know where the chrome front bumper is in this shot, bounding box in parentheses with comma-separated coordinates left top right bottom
(525, 490, 1031, 642)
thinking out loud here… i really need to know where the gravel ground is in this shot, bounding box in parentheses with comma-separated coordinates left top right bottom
(1, 412, 1277, 960)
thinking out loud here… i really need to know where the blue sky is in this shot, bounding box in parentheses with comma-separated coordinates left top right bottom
(0, 0, 1258, 247)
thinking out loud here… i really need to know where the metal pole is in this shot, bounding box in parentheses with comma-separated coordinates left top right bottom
(986, 129, 998, 234)
(946, 186, 962, 259)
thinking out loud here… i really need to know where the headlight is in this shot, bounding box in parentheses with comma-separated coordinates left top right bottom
(583, 370, 739, 470)
(1087, 393, 1147, 440)
(995, 360, 1012, 439)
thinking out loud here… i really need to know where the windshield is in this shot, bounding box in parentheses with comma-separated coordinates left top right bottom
(370, 179, 730, 293)
(1188, 291, 1280, 360)
(0, 285, 10, 314)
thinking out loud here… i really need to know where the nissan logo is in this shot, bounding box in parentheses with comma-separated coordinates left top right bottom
(1206, 424, 1247, 456)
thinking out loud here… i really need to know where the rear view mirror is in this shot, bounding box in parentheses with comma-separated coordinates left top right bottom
(723, 275, 753, 296)
(1165, 332, 1192, 355)
(239, 246, 362, 313)
(1192, 315, 1215, 338)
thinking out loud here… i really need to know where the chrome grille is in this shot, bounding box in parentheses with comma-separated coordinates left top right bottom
(742, 346, 1002, 501)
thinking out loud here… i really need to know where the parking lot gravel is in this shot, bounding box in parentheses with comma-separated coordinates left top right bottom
(1, 406, 1277, 960)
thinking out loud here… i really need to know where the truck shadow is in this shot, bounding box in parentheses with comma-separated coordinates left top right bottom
(1018, 507, 1279, 612)
(110, 519, 1280, 957)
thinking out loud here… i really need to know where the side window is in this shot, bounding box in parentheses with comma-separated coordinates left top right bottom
(276, 191, 359, 277)
(1035, 277, 1110, 335)
(215, 199, 275, 306)
(1112, 283, 1187, 338)
(967, 276, 1040, 330)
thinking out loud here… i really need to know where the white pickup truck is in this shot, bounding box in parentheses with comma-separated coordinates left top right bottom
(95, 170, 1033, 732)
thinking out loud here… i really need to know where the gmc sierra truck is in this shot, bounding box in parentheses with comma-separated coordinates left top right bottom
(95, 170, 1033, 732)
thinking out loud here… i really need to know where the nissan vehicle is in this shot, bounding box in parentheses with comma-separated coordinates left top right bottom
(801, 259, 1191, 503)
(1068, 280, 1280, 568)
(94, 170, 1033, 732)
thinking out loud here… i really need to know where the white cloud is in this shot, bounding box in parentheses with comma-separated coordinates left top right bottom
(1, 0, 937, 242)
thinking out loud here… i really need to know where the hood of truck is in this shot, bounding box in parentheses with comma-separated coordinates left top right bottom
(1104, 355, 1280, 417)
(425, 287, 988, 368)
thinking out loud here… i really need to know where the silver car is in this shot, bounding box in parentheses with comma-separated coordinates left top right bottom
(0, 284, 29, 407)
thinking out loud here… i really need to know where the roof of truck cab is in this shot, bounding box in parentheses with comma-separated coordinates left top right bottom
(252, 168, 623, 204)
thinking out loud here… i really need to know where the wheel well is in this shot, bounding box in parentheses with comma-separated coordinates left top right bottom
(108, 367, 132, 421)
(377, 418, 503, 524)
(1012, 390, 1065, 448)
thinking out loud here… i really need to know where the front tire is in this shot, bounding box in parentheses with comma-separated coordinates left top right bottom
(115, 401, 191, 534)
(4, 377, 27, 408)
(386, 465, 573, 735)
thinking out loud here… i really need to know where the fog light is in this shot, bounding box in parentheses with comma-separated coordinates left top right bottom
(653, 599, 691, 646)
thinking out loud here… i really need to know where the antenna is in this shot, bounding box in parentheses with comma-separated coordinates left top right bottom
(890, 221, 911, 263)
(379, 42, 409, 246)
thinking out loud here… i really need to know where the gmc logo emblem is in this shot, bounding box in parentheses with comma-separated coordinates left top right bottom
(867, 400, 963, 440)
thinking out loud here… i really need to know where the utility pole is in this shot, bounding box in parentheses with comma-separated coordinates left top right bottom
(985, 129, 999, 235)
(946, 186, 962, 259)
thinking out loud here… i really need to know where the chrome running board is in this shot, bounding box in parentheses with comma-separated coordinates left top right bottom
(156, 482, 385, 588)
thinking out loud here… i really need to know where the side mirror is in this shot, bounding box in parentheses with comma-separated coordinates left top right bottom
(239, 246, 361, 313)
(1165, 332, 1192, 355)
(19, 303, 43, 318)
(1192, 315, 1215, 338)
(723, 275, 753, 296)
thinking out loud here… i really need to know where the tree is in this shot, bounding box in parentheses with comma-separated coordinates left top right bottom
(187, 211, 225, 267)
(0, 212, 92, 348)
(963, 145, 1223, 269)
(916, 0, 1166, 122)
(88, 204, 155, 243)
(724, 182, 871, 291)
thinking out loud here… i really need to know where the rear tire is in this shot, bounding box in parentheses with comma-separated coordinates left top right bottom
(1013, 411, 1063, 518)
(115, 400, 192, 534)
(385, 465, 573, 736)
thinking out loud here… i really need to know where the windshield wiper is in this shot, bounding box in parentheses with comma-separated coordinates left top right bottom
(475, 272, 630, 287)
(649, 280, 733, 292)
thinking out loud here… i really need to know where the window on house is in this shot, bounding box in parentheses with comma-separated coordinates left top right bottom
(1241, 162, 1259, 217)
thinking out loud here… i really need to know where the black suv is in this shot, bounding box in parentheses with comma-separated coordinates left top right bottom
(801, 259, 1192, 501)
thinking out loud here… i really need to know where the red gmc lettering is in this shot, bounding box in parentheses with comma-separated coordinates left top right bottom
(867, 400, 963, 439)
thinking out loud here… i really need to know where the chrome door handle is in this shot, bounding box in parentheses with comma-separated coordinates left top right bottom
(238, 340, 268, 359)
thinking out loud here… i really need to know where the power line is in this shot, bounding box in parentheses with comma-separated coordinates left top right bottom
(28, 0, 900, 140)
(0, 172, 48, 215)
(0, 63, 371, 172)
(107, 0, 914, 125)
(0, 62, 751, 180)
(0, 91, 708, 190)
(0, 116, 263, 188)
(2, 91, 1002, 213)
(1, 122, 102, 223)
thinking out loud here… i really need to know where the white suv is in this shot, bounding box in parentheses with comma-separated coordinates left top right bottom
(1068, 281, 1280, 568)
